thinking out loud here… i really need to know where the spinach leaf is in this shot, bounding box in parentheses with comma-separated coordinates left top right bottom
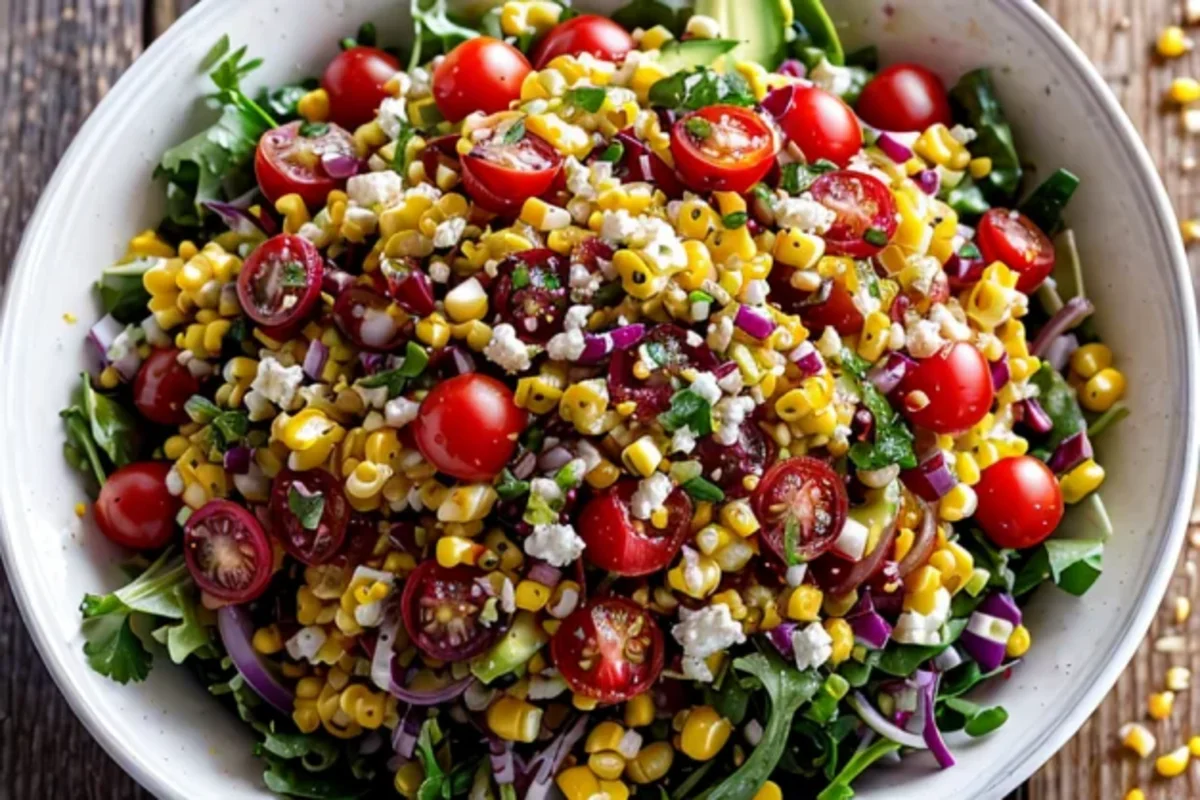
(80, 373, 139, 468)
(791, 0, 845, 66)
(780, 159, 837, 195)
(941, 176, 991, 220)
(939, 696, 1009, 737)
(567, 86, 607, 113)
(658, 388, 714, 436)
(97, 259, 156, 323)
(949, 69, 1023, 205)
(703, 675, 752, 725)
(875, 618, 968, 677)
(261, 757, 371, 799)
(648, 67, 755, 111)
(847, 380, 916, 471)
(816, 737, 901, 800)
(699, 654, 822, 800)
(1018, 538, 1104, 597)
(1019, 168, 1080, 236)
(612, 0, 693, 36)
(149, 585, 212, 664)
(61, 405, 107, 490)
(1029, 362, 1087, 452)
(256, 78, 319, 123)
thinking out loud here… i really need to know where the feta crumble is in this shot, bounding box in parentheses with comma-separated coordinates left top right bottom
(524, 523, 586, 567)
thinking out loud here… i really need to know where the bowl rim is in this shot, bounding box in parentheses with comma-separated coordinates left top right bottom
(0, 0, 1196, 798)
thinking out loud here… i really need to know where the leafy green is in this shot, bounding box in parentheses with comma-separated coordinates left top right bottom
(791, 0, 845, 66)
(523, 492, 560, 526)
(783, 517, 801, 566)
(410, 718, 475, 800)
(1018, 168, 1080, 236)
(80, 550, 192, 683)
(391, 121, 418, 176)
(941, 176, 991, 220)
(567, 86, 607, 113)
(61, 405, 108, 490)
(837, 347, 872, 381)
(700, 654, 822, 800)
(256, 78, 319, 123)
(648, 67, 755, 111)
(357, 342, 430, 397)
(875, 618, 968, 677)
(658, 389, 714, 436)
(816, 737, 901, 800)
(722, 211, 749, 229)
(703, 674, 753, 725)
(288, 486, 326, 531)
(409, 0, 482, 71)
(261, 757, 371, 799)
(611, 0, 692, 36)
(1088, 401, 1129, 439)
(79, 373, 139, 468)
(949, 69, 1022, 205)
(938, 696, 1009, 737)
(499, 119, 526, 146)
(682, 476, 725, 503)
(847, 379, 916, 471)
(598, 141, 625, 163)
(150, 585, 212, 664)
(97, 259, 156, 323)
(780, 159, 837, 195)
(1014, 538, 1104, 597)
(1029, 362, 1087, 452)
(495, 468, 530, 501)
(185, 394, 247, 451)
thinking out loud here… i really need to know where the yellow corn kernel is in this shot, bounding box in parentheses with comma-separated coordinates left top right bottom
(824, 618, 853, 665)
(297, 88, 330, 122)
(858, 311, 891, 362)
(587, 751, 627, 781)
(938, 483, 978, 522)
(904, 566, 943, 614)
(1124, 791, 1145, 800)
(586, 721, 627, 753)
(1183, 218, 1200, 245)
(1060, 459, 1106, 504)
(621, 436, 663, 478)
(967, 157, 993, 179)
(1191, 736, 1200, 757)
(1158, 26, 1193, 59)
(443, 277, 488, 323)
(630, 61, 671, 102)
(676, 240, 715, 291)
(519, 197, 572, 231)
(677, 198, 718, 239)
(1156, 745, 1190, 777)
(787, 585, 824, 622)
(515, 580, 551, 611)
(680, 706, 732, 761)
(753, 781, 784, 800)
(1120, 722, 1157, 758)
(719, 500, 759, 537)
(1177, 597, 1192, 624)
(667, 552, 721, 599)
(436, 535, 481, 568)
(394, 760, 425, 797)
(915, 123, 970, 170)
(1006, 623, 1031, 658)
(1149, 691, 1176, 720)
(415, 312, 451, 348)
(1167, 666, 1192, 691)
(556, 765, 602, 800)
(624, 693, 655, 729)
(707, 226, 757, 267)
(1171, 77, 1200, 106)
(1069, 343, 1113, 379)
(586, 459, 621, 489)
(1079, 367, 1125, 413)
(438, 483, 498, 523)
(487, 696, 543, 743)
(626, 740, 674, 784)
(515, 375, 565, 415)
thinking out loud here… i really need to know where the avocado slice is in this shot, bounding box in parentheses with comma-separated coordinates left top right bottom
(693, 0, 791, 70)
(656, 38, 740, 73)
(470, 610, 548, 684)
(792, 0, 845, 66)
(848, 480, 901, 554)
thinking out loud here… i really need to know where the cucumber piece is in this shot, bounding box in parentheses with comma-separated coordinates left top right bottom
(848, 480, 901, 554)
(470, 611, 548, 684)
(694, 0, 791, 70)
(655, 38, 740, 73)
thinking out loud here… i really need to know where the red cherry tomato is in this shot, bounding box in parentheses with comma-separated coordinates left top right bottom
(800, 279, 866, 336)
(268, 468, 350, 565)
(322, 46, 401, 129)
(577, 481, 693, 577)
(401, 560, 497, 661)
(670, 105, 779, 194)
(254, 121, 358, 208)
(900, 342, 995, 434)
(183, 499, 274, 603)
(460, 128, 564, 215)
(134, 348, 201, 425)
(332, 287, 410, 351)
(532, 15, 636, 69)
(491, 250, 570, 342)
(94, 462, 182, 550)
(752, 457, 849, 564)
(607, 324, 719, 421)
(856, 63, 953, 132)
(412, 374, 526, 482)
(974, 456, 1064, 549)
(433, 37, 531, 123)
(976, 208, 1057, 294)
(809, 171, 898, 258)
(550, 598, 664, 703)
(237, 234, 324, 329)
(693, 419, 775, 499)
(771, 84, 863, 167)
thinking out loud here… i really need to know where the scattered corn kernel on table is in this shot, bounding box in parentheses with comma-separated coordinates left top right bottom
(0, 0, 1198, 797)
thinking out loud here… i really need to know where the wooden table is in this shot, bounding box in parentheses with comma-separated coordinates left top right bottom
(0, 0, 1196, 797)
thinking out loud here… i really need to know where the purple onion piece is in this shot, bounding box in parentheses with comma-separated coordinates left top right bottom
(1047, 430, 1093, 475)
(868, 352, 916, 395)
(791, 341, 825, 377)
(359, 352, 388, 375)
(876, 133, 915, 163)
(303, 340, 330, 381)
(978, 592, 1023, 627)
(763, 621, 799, 660)
(392, 711, 420, 760)
(87, 314, 124, 365)
(578, 334, 614, 364)
(449, 346, 476, 375)
(537, 445, 574, 472)
(761, 85, 796, 120)
(386, 665, 475, 705)
(1018, 398, 1053, 435)
(989, 353, 1010, 391)
(223, 445, 253, 475)
(959, 629, 1009, 673)
(849, 609, 893, 649)
(526, 561, 563, 588)
(203, 201, 271, 236)
(914, 169, 941, 195)
(734, 305, 776, 340)
(321, 152, 364, 179)
(1041, 333, 1079, 373)
(1031, 296, 1095, 357)
(511, 450, 538, 480)
(901, 450, 957, 502)
(714, 360, 740, 379)
(778, 59, 806, 78)
(608, 323, 647, 350)
(216, 606, 295, 715)
(918, 674, 955, 768)
(489, 737, 516, 785)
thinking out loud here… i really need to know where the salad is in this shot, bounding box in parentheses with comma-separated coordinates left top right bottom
(66, 0, 1130, 798)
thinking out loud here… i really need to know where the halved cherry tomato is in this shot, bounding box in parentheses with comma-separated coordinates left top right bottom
(401, 560, 496, 661)
(491, 249, 570, 342)
(976, 208, 1057, 293)
(607, 324, 719, 420)
(460, 127, 564, 216)
(974, 456, 1064, 549)
(768, 84, 862, 167)
(379, 257, 437, 317)
(694, 418, 776, 499)
(550, 598, 664, 703)
(800, 279, 866, 336)
(95, 462, 181, 550)
(577, 480, 693, 576)
(670, 105, 779, 194)
(899, 342, 994, 434)
(809, 171, 898, 258)
(133, 348, 201, 426)
(856, 63, 953, 133)
(532, 15, 636, 69)
(183, 499, 274, 603)
(255, 121, 358, 208)
(237, 234, 324, 329)
(322, 46, 401, 129)
(412, 373, 526, 482)
(433, 37, 531, 123)
(752, 457, 849, 564)
(332, 287, 410, 351)
(268, 468, 350, 565)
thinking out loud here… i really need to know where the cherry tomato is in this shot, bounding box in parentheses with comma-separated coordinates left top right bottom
(332, 287, 410, 351)
(607, 324, 719, 420)
(237, 234, 324, 329)
(460, 127, 564, 216)
(856, 63, 953, 132)
(255, 121, 358, 208)
(412, 374, 526, 482)
(801, 279, 866, 336)
(550, 598, 664, 703)
(268, 468, 350, 565)
(183, 499, 274, 603)
(379, 257, 437, 317)
(401, 560, 496, 661)
(322, 46, 401, 129)
(577, 481, 693, 576)
(752, 457, 849, 564)
(900, 342, 995, 434)
(693, 418, 775, 499)
(491, 250, 570, 342)
(974, 456, 1064, 549)
(94, 462, 182, 550)
(769, 84, 862, 167)
(976, 208, 1057, 294)
(433, 37, 531, 123)
(134, 348, 201, 425)
(809, 171, 898, 258)
(670, 105, 779, 194)
(532, 15, 636, 68)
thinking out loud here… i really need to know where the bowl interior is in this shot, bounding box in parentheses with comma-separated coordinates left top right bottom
(0, 1, 1194, 798)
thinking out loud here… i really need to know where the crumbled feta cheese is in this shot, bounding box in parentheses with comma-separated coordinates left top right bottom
(905, 318, 947, 359)
(251, 356, 303, 408)
(808, 58, 858, 97)
(243, 389, 275, 422)
(524, 523, 586, 567)
(483, 323, 532, 373)
(717, 369, 745, 395)
(689, 371, 722, 405)
(847, 153, 892, 184)
(564, 304, 593, 332)
(630, 472, 673, 520)
(831, 517, 870, 561)
(344, 206, 378, 235)
(384, 396, 420, 428)
(714, 396, 755, 446)
(892, 588, 952, 645)
(377, 96, 409, 139)
(432, 217, 466, 249)
(671, 426, 697, 455)
(743, 279, 770, 305)
(600, 209, 640, 243)
(949, 124, 978, 145)
(707, 315, 735, 352)
(286, 626, 328, 662)
(792, 622, 833, 671)
(347, 171, 403, 208)
(639, 217, 688, 273)
(685, 13, 722, 39)
(776, 193, 838, 234)
(672, 604, 746, 666)
(547, 328, 587, 361)
(429, 260, 451, 283)
(565, 157, 596, 200)
(166, 466, 185, 496)
(354, 384, 390, 410)
(682, 655, 714, 682)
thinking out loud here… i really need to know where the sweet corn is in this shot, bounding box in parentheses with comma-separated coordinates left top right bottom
(297, 88, 330, 122)
(1191, 736, 1200, 757)
(719, 500, 759, 537)
(1120, 722, 1157, 758)
(824, 618, 853, 665)
(938, 483, 978, 522)
(588, 751, 627, 781)
(437, 483, 499, 522)
(621, 436, 663, 478)
(625, 740, 674, 783)
(587, 721, 627, 753)
(680, 706, 732, 761)
(1124, 791, 1145, 800)
(394, 761, 425, 797)
(624, 693, 655, 728)
(1156, 745, 1190, 777)
(1149, 691, 1175, 720)
(753, 782, 784, 800)
(556, 766, 602, 800)
(520, 197, 572, 231)
(1166, 666, 1192, 691)
(1079, 367, 1125, 412)
(487, 696, 543, 743)
(443, 277, 488, 322)
(1158, 26, 1193, 59)
(1177, 596, 1192, 624)
(1059, 459, 1105, 504)
(515, 579, 551, 611)
(667, 551, 721, 598)
(787, 585, 824, 621)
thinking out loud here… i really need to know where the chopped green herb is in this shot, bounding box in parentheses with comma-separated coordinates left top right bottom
(688, 290, 714, 304)
(783, 516, 801, 566)
(722, 211, 749, 229)
(495, 468, 530, 501)
(511, 266, 531, 290)
(298, 121, 329, 138)
(599, 141, 625, 163)
(568, 86, 607, 113)
(357, 342, 430, 398)
(685, 116, 713, 140)
(958, 241, 982, 260)
(682, 476, 725, 503)
(863, 227, 889, 247)
(780, 159, 837, 195)
(288, 486, 325, 531)
(280, 261, 308, 288)
(647, 67, 755, 112)
(499, 119, 526, 146)
(657, 389, 714, 437)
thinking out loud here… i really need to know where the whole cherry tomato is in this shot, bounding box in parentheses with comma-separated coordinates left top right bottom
(459, 126, 564, 215)
(670, 105, 779, 194)
(183, 499, 274, 603)
(433, 38, 531, 123)
(976, 208, 1057, 294)
(751, 457, 849, 564)
(899, 342, 995, 434)
(95, 462, 181, 550)
(974, 456, 1064, 549)
(255, 121, 358, 208)
(236, 234, 324, 329)
(532, 15, 636, 68)
(412, 374, 526, 482)
(576, 480, 693, 576)
(808, 170, 898, 258)
(856, 63, 953, 132)
(134, 348, 201, 426)
(550, 598, 664, 703)
(322, 46, 401, 129)
(769, 84, 863, 167)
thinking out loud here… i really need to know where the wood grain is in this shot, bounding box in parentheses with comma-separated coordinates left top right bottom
(0, 0, 1195, 798)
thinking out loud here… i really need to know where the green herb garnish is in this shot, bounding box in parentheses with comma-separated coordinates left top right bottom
(287, 486, 325, 531)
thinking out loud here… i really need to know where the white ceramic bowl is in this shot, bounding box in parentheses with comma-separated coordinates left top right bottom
(2, 0, 1196, 797)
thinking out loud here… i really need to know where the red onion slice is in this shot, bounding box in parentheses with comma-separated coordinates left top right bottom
(897, 502, 938, 578)
(223, 446, 253, 475)
(734, 305, 776, 340)
(321, 152, 363, 179)
(989, 353, 1010, 391)
(901, 451, 958, 502)
(1047, 430, 1093, 474)
(526, 561, 563, 588)
(876, 133, 915, 163)
(1017, 398, 1053, 434)
(914, 169, 941, 195)
(216, 605, 295, 715)
(303, 340, 330, 381)
(868, 352, 915, 394)
(1031, 296, 1094, 357)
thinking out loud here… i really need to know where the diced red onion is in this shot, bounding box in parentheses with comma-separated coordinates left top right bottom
(203, 201, 271, 236)
(989, 353, 1010, 391)
(979, 592, 1023, 627)
(876, 133, 914, 163)
(933, 646, 963, 672)
(512, 450, 538, 480)
(389, 270, 436, 317)
(1031, 296, 1094, 357)
(579, 324, 645, 365)
(387, 665, 474, 705)
(526, 561, 563, 589)
(303, 340, 330, 381)
(321, 152, 364, 179)
(761, 85, 796, 121)
(868, 352, 915, 394)
(1016, 398, 1053, 434)
(87, 314, 124, 365)
(763, 621, 799, 660)
(538, 445, 574, 472)
(960, 629, 1010, 673)
(914, 169, 941, 195)
(918, 674, 955, 768)
(322, 266, 356, 296)
(944, 252, 985, 290)
(1048, 430, 1093, 474)
(734, 305, 776, 340)
(490, 736, 517, 785)
(849, 608, 893, 649)
(791, 341, 825, 377)
(609, 323, 646, 350)
(778, 59, 806, 78)
(371, 603, 404, 694)
(848, 691, 928, 749)
(216, 606, 295, 715)
(1041, 333, 1079, 373)
(112, 349, 143, 383)
(223, 445, 252, 475)
(448, 346, 476, 375)
(391, 711, 420, 760)
(359, 352, 388, 375)
(521, 715, 590, 800)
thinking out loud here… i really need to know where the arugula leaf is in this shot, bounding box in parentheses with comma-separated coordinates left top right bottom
(80, 373, 139, 468)
(568, 86, 607, 113)
(648, 67, 755, 111)
(875, 618, 968, 677)
(150, 585, 211, 664)
(1018, 168, 1080, 236)
(700, 654, 822, 800)
(1029, 362, 1087, 452)
(1014, 538, 1104, 597)
(261, 756, 371, 799)
(847, 380, 916, 471)
(409, 0, 481, 72)
(495, 468, 530, 501)
(657, 389, 714, 436)
(358, 342, 430, 397)
(780, 159, 838, 195)
(288, 486, 326, 531)
(949, 69, 1023, 205)
(61, 405, 107, 490)
(97, 258, 156, 323)
(816, 737, 901, 800)
(682, 476, 725, 503)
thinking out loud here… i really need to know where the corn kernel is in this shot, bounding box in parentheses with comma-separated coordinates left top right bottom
(624, 693, 655, 728)
(1060, 459, 1106, 504)
(753, 781, 784, 800)
(680, 706, 732, 761)
(1156, 745, 1190, 777)
(621, 436, 663, 477)
(1124, 790, 1145, 800)
(515, 580, 551, 611)
(1120, 722, 1156, 758)
(1149, 690, 1175, 720)
(1079, 367, 1125, 412)
(588, 751, 626, 781)
(787, 585, 824, 622)
(252, 625, 284, 655)
(1176, 596, 1192, 624)
(1158, 26, 1193, 59)
(1069, 341, 1112, 379)
(487, 696, 543, 743)
(824, 618, 853, 665)
(1166, 666, 1192, 691)
(556, 766, 601, 800)
(443, 277, 488, 322)
(625, 740, 673, 784)
(394, 761, 425, 797)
